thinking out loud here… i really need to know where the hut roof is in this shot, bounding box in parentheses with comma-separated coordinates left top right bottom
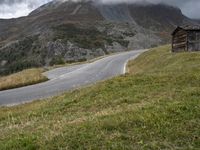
(172, 25, 200, 35)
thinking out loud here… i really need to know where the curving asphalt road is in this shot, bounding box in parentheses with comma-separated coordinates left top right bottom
(0, 50, 146, 106)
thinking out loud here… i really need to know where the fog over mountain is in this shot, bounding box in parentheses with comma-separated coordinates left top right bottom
(0, 0, 52, 18)
(0, 0, 199, 19)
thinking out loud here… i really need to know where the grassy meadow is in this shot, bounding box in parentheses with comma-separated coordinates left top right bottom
(0, 45, 199, 149)
(0, 68, 48, 91)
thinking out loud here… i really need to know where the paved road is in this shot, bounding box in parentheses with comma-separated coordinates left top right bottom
(0, 50, 146, 106)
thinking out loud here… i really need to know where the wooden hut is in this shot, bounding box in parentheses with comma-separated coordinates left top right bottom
(172, 25, 200, 52)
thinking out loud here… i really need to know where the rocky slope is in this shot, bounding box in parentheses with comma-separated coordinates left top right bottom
(0, 0, 196, 75)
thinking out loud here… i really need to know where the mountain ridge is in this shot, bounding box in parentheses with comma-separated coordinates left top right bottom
(0, 0, 198, 75)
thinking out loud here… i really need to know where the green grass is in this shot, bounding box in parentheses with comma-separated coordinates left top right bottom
(0, 68, 48, 91)
(0, 45, 199, 149)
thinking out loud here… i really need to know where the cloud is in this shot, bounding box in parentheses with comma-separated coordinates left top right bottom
(0, 0, 52, 19)
(0, 0, 199, 19)
(99, 0, 200, 19)
(180, 1, 200, 19)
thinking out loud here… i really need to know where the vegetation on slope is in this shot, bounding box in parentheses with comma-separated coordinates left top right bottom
(0, 45, 199, 149)
(0, 35, 46, 76)
(0, 23, 130, 76)
(53, 24, 129, 49)
(0, 68, 48, 91)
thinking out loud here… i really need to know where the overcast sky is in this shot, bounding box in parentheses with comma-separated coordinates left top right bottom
(0, 0, 199, 19)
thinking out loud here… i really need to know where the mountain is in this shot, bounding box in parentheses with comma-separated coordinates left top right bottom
(0, 0, 197, 75)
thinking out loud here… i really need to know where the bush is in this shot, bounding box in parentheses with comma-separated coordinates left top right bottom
(50, 56, 65, 66)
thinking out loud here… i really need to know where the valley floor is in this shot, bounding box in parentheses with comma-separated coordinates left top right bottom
(0, 45, 199, 149)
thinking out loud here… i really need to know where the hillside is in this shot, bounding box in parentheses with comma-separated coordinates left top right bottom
(0, 68, 48, 91)
(0, 0, 197, 75)
(0, 45, 199, 149)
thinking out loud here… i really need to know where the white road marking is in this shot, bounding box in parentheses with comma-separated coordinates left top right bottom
(0, 50, 147, 106)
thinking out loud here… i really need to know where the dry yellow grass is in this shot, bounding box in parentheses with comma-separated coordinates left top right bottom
(0, 68, 48, 91)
